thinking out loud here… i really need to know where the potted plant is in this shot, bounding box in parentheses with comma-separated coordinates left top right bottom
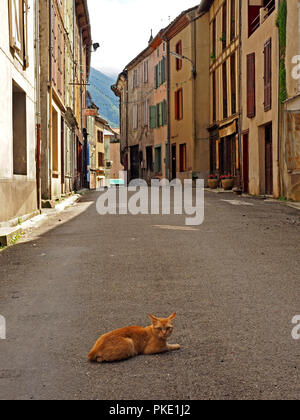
(221, 175, 234, 190)
(208, 174, 219, 189)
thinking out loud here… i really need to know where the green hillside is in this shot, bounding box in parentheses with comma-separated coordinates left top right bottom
(88, 68, 120, 128)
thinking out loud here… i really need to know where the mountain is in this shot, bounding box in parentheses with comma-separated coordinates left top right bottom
(88, 67, 120, 128)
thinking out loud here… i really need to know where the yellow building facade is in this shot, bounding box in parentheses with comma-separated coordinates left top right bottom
(165, 6, 210, 182)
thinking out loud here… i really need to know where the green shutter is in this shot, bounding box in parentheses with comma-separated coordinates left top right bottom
(165, 142, 169, 171)
(161, 57, 165, 84)
(150, 106, 156, 128)
(155, 65, 159, 89)
(159, 102, 163, 127)
(163, 100, 168, 125)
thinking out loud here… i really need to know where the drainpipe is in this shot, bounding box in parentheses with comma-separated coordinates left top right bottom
(48, 0, 53, 200)
(35, 0, 41, 210)
(165, 37, 171, 181)
(237, 0, 243, 189)
(126, 74, 129, 183)
(277, 0, 282, 198)
(192, 17, 197, 182)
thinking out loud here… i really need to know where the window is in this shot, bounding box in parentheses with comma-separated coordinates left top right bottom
(154, 146, 162, 174)
(212, 71, 216, 122)
(222, 62, 228, 119)
(144, 100, 149, 126)
(52, 107, 58, 174)
(133, 104, 138, 129)
(248, 0, 275, 37)
(97, 130, 103, 143)
(98, 152, 104, 167)
(230, 0, 236, 42)
(179, 144, 187, 173)
(222, 0, 227, 51)
(176, 41, 183, 71)
(143, 61, 148, 83)
(13, 81, 27, 175)
(155, 58, 166, 89)
(247, 53, 256, 118)
(133, 69, 138, 89)
(212, 18, 216, 58)
(8, 0, 29, 68)
(163, 100, 168, 126)
(230, 53, 236, 115)
(264, 39, 272, 111)
(175, 88, 183, 121)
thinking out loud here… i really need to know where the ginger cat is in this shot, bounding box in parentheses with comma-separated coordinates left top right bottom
(88, 313, 180, 363)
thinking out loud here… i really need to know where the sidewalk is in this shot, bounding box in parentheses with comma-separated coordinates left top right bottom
(0, 190, 88, 248)
(204, 188, 300, 211)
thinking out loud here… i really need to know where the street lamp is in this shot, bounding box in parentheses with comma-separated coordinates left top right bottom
(170, 51, 197, 79)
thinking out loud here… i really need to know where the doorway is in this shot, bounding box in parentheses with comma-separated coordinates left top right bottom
(171, 144, 176, 180)
(243, 132, 249, 193)
(130, 145, 139, 180)
(265, 124, 273, 195)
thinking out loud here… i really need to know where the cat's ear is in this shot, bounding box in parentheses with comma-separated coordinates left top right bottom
(149, 314, 158, 324)
(168, 312, 177, 321)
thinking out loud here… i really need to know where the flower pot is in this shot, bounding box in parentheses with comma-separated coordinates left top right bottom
(221, 179, 234, 190)
(208, 179, 218, 189)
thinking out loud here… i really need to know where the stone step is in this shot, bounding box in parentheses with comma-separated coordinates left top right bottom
(0, 227, 22, 247)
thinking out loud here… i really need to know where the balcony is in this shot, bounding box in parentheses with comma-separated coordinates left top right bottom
(248, 0, 276, 37)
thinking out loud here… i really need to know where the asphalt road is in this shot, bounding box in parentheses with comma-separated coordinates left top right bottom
(0, 190, 299, 400)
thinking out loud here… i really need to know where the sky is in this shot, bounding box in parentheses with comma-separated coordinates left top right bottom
(88, 0, 199, 77)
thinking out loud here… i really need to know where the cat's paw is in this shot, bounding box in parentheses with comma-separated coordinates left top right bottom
(168, 344, 181, 351)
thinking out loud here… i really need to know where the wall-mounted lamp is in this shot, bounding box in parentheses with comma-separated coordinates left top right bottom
(170, 51, 197, 79)
(92, 43, 100, 53)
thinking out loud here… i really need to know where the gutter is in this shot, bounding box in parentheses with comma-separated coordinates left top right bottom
(35, 0, 41, 210)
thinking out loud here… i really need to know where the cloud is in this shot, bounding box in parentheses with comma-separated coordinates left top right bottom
(88, 0, 198, 75)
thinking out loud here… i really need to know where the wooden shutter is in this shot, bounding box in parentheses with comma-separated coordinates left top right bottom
(247, 53, 256, 118)
(161, 57, 166, 84)
(176, 41, 182, 71)
(264, 39, 272, 112)
(162, 100, 168, 126)
(51, 3, 56, 85)
(23, 0, 29, 68)
(175, 91, 178, 120)
(150, 106, 156, 128)
(9, 0, 22, 52)
(57, 24, 62, 94)
(178, 89, 183, 120)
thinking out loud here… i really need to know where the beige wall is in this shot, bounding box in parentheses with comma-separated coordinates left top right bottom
(282, 0, 300, 201)
(153, 40, 168, 179)
(169, 11, 210, 182)
(127, 48, 155, 180)
(0, 0, 37, 223)
(241, 2, 279, 197)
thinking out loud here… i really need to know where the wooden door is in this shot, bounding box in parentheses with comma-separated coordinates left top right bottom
(265, 124, 273, 195)
(130, 146, 140, 180)
(172, 144, 177, 180)
(243, 132, 249, 193)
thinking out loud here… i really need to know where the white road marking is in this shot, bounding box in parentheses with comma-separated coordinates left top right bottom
(153, 225, 199, 231)
(221, 200, 254, 207)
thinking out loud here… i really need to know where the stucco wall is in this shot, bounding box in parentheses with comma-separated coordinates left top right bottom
(0, 0, 37, 222)
(241, 3, 279, 197)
